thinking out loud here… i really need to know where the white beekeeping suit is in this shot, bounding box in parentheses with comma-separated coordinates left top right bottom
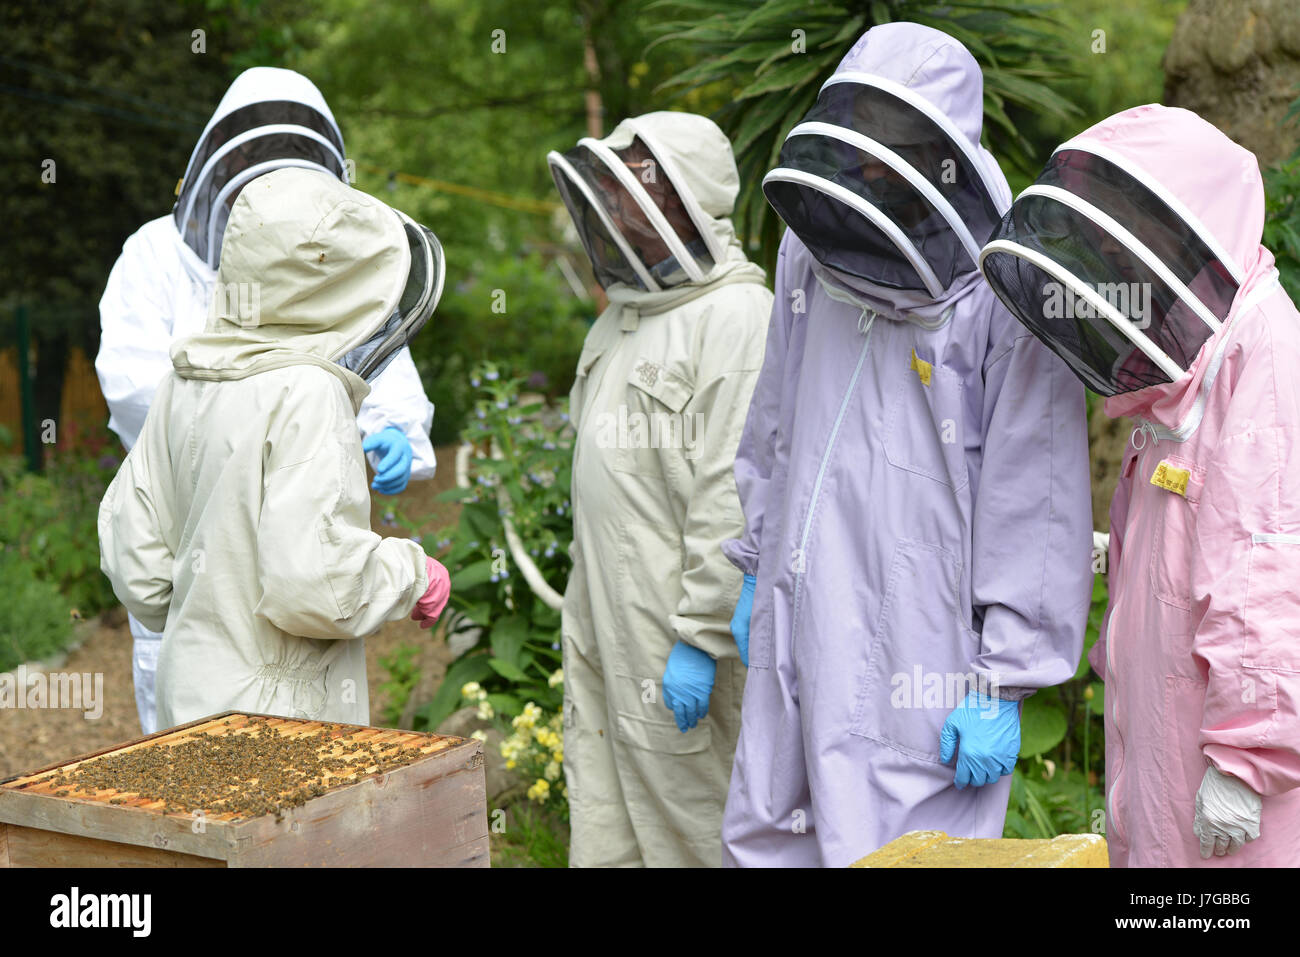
(99, 167, 448, 729)
(96, 68, 437, 734)
(549, 112, 773, 866)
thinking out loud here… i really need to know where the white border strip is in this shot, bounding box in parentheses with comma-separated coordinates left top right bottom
(1149, 270, 1281, 442)
(547, 151, 659, 292)
(979, 238, 1185, 382)
(624, 120, 728, 268)
(789, 120, 981, 267)
(821, 71, 1009, 215)
(1253, 532, 1300, 545)
(1052, 139, 1244, 284)
(1019, 185, 1222, 334)
(765, 166, 945, 297)
(579, 137, 707, 285)
(182, 123, 345, 246)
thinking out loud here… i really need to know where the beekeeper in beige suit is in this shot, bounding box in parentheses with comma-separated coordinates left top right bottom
(548, 112, 773, 866)
(98, 167, 452, 729)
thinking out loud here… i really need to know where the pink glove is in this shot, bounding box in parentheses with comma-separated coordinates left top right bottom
(410, 556, 451, 629)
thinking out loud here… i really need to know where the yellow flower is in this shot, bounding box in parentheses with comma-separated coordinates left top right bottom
(552, 747, 563, 763)
(544, 760, 561, 781)
(460, 681, 482, 701)
(470, 729, 488, 743)
(477, 700, 495, 720)
(527, 778, 551, 802)
(506, 759, 517, 770)
(548, 668, 564, 688)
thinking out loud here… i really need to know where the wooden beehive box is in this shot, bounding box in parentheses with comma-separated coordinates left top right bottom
(0, 711, 488, 867)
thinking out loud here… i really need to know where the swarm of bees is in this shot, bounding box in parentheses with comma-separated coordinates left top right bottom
(44, 716, 432, 822)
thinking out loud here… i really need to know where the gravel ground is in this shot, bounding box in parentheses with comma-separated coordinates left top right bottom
(0, 445, 462, 780)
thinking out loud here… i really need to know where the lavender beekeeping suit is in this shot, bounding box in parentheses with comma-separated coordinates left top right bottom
(720, 22, 1095, 867)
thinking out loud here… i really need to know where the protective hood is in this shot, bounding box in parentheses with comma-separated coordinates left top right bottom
(763, 23, 1010, 307)
(170, 167, 445, 412)
(548, 111, 761, 293)
(979, 104, 1276, 400)
(173, 67, 348, 270)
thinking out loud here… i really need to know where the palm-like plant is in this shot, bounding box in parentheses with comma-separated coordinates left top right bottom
(649, 0, 1080, 261)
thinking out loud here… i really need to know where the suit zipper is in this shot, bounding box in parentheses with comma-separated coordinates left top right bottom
(790, 308, 876, 647)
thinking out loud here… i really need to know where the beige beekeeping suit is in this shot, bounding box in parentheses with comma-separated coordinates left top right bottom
(556, 112, 773, 866)
(98, 167, 433, 729)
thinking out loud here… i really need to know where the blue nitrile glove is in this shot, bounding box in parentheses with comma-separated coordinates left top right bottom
(362, 426, 413, 495)
(939, 691, 1021, 790)
(661, 640, 716, 733)
(731, 574, 756, 667)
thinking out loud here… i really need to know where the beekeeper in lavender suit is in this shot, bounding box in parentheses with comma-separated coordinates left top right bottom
(720, 22, 1094, 867)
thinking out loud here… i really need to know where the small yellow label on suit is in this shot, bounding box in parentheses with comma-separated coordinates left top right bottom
(910, 349, 932, 387)
(1150, 460, 1190, 496)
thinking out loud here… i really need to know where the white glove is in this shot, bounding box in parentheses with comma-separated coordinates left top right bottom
(1192, 765, 1261, 859)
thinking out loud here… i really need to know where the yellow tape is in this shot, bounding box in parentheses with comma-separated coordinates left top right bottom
(1150, 460, 1190, 496)
(910, 348, 932, 387)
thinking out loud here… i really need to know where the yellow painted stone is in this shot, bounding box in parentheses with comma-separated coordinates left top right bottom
(851, 830, 1108, 868)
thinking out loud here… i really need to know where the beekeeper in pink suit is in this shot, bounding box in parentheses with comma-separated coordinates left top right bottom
(980, 103, 1300, 866)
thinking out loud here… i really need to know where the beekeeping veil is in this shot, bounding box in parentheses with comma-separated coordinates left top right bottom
(547, 113, 741, 292)
(762, 24, 1009, 301)
(174, 67, 348, 270)
(171, 168, 445, 407)
(979, 114, 1247, 396)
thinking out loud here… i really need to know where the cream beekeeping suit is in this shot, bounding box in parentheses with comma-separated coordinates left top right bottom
(98, 167, 445, 729)
(550, 112, 773, 866)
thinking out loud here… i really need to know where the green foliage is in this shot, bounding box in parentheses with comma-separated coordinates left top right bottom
(650, 0, 1082, 260)
(0, 0, 313, 326)
(376, 643, 420, 727)
(490, 801, 571, 868)
(0, 549, 74, 674)
(0, 421, 119, 620)
(1003, 571, 1108, 839)
(406, 361, 574, 731)
(410, 254, 591, 444)
(1263, 91, 1300, 301)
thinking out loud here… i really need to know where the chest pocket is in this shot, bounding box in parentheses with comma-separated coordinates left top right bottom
(612, 357, 696, 477)
(882, 354, 969, 491)
(1147, 453, 1206, 613)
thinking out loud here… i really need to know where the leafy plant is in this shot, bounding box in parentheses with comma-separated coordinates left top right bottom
(402, 361, 575, 730)
(649, 0, 1081, 262)
(0, 420, 119, 620)
(0, 549, 74, 673)
(1003, 571, 1108, 839)
(376, 643, 421, 727)
(1263, 89, 1300, 301)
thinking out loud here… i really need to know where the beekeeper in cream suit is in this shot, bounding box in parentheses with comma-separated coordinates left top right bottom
(549, 112, 773, 866)
(96, 67, 437, 734)
(98, 167, 451, 729)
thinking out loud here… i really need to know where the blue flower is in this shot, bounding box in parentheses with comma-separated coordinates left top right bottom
(551, 642, 560, 650)
(471, 377, 481, 388)
(485, 369, 500, 381)
(495, 399, 508, 410)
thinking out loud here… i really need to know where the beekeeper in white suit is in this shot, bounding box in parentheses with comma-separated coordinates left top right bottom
(96, 67, 438, 733)
(98, 167, 451, 729)
(549, 112, 773, 866)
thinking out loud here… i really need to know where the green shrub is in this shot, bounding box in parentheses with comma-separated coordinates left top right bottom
(396, 361, 574, 731)
(0, 421, 118, 620)
(411, 253, 591, 444)
(0, 548, 74, 673)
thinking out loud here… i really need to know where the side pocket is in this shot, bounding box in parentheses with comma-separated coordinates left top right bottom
(849, 539, 975, 762)
(1243, 534, 1300, 671)
(882, 360, 968, 491)
(611, 357, 696, 477)
(1147, 455, 1206, 612)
